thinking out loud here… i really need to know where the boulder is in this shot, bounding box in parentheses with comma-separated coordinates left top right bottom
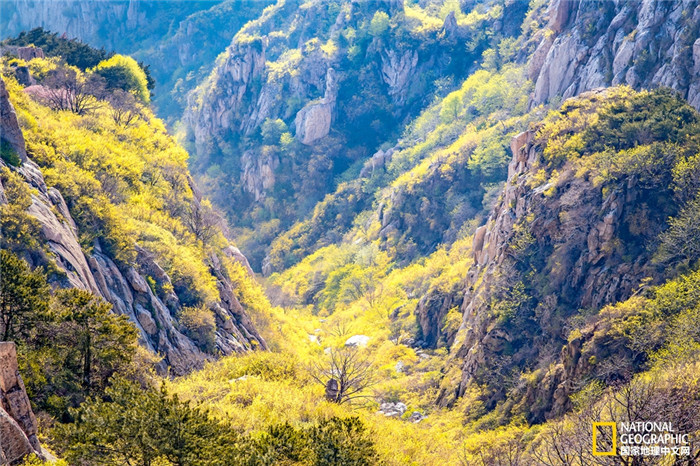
(378, 401, 407, 417)
(344, 335, 370, 347)
(0, 45, 44, 61)
(294, 102, 332, 145)
(294, 68, 337, 145)
(325, 379, 340, 402)
(223, 245, 255, 276)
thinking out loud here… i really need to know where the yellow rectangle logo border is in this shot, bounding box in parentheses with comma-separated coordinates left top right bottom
(592, 422, 617, 456)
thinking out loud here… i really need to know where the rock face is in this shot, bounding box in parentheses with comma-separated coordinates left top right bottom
(0, 46, 44, 62)
(0, 343, 44, 464)
(182, 0, 517, 259)
(186, 38, 268, 159)
(440, 92, 666, 415)
(0, 78, 27, 163)
(529, 0, 700, 109)
(0, 0, 272, 121)
(294, 69, 337, 145)
(415, 287, 463, 349)
(0, 77, 265, 376)
(380, 49, 419, 106)
(0, 1, 149, 50)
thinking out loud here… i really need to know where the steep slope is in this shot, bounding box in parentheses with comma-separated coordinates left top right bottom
(528, 0, 700, 108)
(184, 0, 529, 268)
(0, 0, 272, 121)
(1, 57, 266, 375)
(0, 343, 44, 464)
(441, 87, 700, 418)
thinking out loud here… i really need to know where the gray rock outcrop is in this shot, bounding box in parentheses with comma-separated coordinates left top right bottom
(529, 0, 700, 109)
(441, 91, 667, 415)
(0, 343, 44, 464)
(344, 335, 370, 347)
(0, 45, 44, 61)
(295, 68, 337, 145)
(380, 49, 419, 106)
(0, 78, 27, 163)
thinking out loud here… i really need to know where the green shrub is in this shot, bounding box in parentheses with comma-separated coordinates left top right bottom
(54, 377, 241, 465)
(0, 138, 21, 166)
(261, 118, 288, 145)
(94, 54, 151, 103)
(369, 11, 390, 37)
(179, 305, 217, 353)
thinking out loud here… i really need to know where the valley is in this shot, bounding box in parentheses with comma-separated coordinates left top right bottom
(1, 0, 699, 464)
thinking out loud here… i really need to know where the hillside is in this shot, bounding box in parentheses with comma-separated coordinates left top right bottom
(0, 1, 273, 121)
(0, 47, 268, 376)
(0, 0, 699, 464)
(183, 0, 530, 269)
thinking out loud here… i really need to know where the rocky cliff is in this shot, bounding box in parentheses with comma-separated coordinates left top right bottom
(184, 0, 527, 269)
(437, 87, 698, 419)
(527, 0, 700, 109)
(0, 76, 265, 375)
(0, 342, 44, 465)
(442, 124, 649, 410)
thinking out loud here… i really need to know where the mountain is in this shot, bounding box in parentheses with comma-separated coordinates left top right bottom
(441, 86, 700, 417)
(0, 0, 273, 121)
(0, 52, 265, 376)
(1, 0, 700, 464)
(183, 0, 530, 269)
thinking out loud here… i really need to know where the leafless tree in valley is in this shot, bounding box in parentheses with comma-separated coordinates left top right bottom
(311, 346, 374, 404)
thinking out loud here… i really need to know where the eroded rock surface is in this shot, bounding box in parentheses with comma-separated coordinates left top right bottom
(529, 0, 700, 109)
(0, 343, 43, 465)
(0, 77, 27, 163)
(440, 92, 668, 418)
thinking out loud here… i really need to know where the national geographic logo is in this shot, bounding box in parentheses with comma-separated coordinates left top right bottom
(592, 422, 691, 458)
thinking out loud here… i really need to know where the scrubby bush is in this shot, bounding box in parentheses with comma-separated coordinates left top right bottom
(54, 377, 241, 465)
(261, 118, 288, 145)
(369, 11, 390, 37)
(179, 305, 217, 353)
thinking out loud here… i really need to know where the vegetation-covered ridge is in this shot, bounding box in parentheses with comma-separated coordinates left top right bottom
(1, 0, 699, 464)
(161, 87, 700, 465)
(0, 38, 270, 382)
(438, 86, 700, 420)
(184, 0, 531, 270)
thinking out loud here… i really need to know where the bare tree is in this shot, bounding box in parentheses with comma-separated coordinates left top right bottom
(529, 366, 700, 466)
(388, 320, 411, 345)
(107, 89, 142, 127)
(183, 199, 223, 245)
(44, 67, 103, 115)
(328, 319, 352, 338)
(311, 347, 374, 404)
(459, 426, 528, 466)
(346, 272, 384, 311)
